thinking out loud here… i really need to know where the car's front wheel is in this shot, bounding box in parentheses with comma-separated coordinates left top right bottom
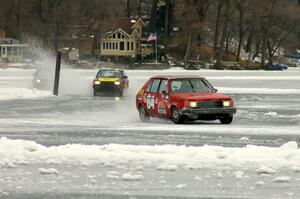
(219, 115, 233, 124)
(118, 89, 124, 97)
(171, 107, 184, 124)
(93, 90, 99, 96)
(139, 105, 150, 122)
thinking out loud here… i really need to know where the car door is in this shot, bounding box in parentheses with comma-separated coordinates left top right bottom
(143, 78, 161, 116)
(155, 79, 170, 117)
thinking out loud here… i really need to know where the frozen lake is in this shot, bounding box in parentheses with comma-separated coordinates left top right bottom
(0, 67, 300, 198)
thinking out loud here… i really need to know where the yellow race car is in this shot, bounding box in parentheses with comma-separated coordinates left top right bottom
(93, 69, 129, 97)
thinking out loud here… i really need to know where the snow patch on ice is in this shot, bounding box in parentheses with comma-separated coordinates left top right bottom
(175, 184, 187, 189)
(273, 176, 291, 183)
(240, 137, 250, 142)
(291, 166, 300, 173)
(265, 111, 278, 116)
(121, 173, 144, 181)
(0, 88, 52, 101)
(255, 181, 265, 187)
(1, 138, 300, 172)
(280, 141, 298, 150)
(157, 164, 178, 171)
(217, 87, 300, 94)
(234, 171, 244, 179)
(38, 168, 59, 175)
(255, 166, 276, 175)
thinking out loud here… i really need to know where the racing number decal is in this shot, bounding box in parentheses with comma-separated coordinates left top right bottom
(145, 95, 155, 110)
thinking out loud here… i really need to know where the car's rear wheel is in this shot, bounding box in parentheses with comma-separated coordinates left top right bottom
(171, 107, 184, 124)
(139, 105, 150, 122)
(219, 115, 233, 124)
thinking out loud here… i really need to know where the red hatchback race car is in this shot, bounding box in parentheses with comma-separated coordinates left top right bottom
(136, 76, 236, 124)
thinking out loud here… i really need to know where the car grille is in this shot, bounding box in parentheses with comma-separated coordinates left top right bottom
(197, 100, 223, 108)
(100, 82, 115, 88)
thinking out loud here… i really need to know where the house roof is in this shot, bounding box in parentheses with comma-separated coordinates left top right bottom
(0, 38, 21, 45)
(106, 18, 145, 35)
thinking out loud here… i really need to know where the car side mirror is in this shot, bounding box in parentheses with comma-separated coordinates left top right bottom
(214, 88, 218, 92)
(124, 76, 128, 79)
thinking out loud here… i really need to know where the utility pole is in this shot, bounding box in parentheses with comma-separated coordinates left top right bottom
(53, 51, 61, 96)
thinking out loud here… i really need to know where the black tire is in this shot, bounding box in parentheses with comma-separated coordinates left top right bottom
(171, 107, 184, 124)
(139, 105, 150, 122)
(219, 115, 233, 124)
(119, 89, 124, 97)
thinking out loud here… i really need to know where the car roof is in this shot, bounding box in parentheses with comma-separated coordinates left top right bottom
(150, 75, 205, 80)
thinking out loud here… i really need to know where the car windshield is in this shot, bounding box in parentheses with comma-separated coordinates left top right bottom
(97, 70, 121, 78)
(171, 79, 212, 93)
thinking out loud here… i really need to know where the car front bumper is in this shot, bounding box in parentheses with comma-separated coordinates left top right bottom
(182, 107, 236, 115)
(93, 83, 122, 92)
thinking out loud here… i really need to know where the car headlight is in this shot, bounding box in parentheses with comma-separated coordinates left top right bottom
(36, 79, 41, 83)
(189, 101, 197, 108)
(223, 100, 231, 107)
(185, 101, 197, 108)
(115, 81, 121, 85)
(94, 80, 101, 85)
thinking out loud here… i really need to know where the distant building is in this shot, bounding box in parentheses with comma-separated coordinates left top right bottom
(94, 18, 153, 59)
(0, 32, 25, 63)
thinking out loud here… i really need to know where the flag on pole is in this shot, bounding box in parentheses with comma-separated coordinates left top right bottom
(147, 32, 157, 42)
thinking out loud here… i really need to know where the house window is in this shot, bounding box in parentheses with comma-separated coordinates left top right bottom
(7, 47, 12, 56)
(136, 43, 139, 51)
(115, 42, 118, 50)
(109, 42, 112, 49)
(120, 42, 124, 51)
(12, 47, 17, 56)
(127, 42, 130, 51)
(106, 42, 108, 49)
(131, 42, 134, 51)
(112, 42, 115, 49)
(103, 42, 105, 50)
(113, 33, 116, 38)
(118, 33, 121, 39)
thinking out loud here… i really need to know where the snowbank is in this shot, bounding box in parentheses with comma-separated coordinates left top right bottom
(0, 88, 52, 101)
(217, 87, 300, 94)
(1, 137, 300, 172)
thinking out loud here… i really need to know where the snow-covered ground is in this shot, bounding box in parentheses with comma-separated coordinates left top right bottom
(1, 137, 300, 171)
(0, 66, 300, 198)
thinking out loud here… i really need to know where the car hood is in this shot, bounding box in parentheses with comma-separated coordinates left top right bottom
(170, 92, 231, 101)
(97, 77, 120, 82)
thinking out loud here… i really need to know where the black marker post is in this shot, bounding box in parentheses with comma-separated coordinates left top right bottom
(53, 51, 61, 96)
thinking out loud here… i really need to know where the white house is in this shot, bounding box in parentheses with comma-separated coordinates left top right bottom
(0, 37, 25, 63)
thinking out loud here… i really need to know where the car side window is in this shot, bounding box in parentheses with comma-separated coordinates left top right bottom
(146, 79, 161, 93)
(158, 80, 168, 94)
